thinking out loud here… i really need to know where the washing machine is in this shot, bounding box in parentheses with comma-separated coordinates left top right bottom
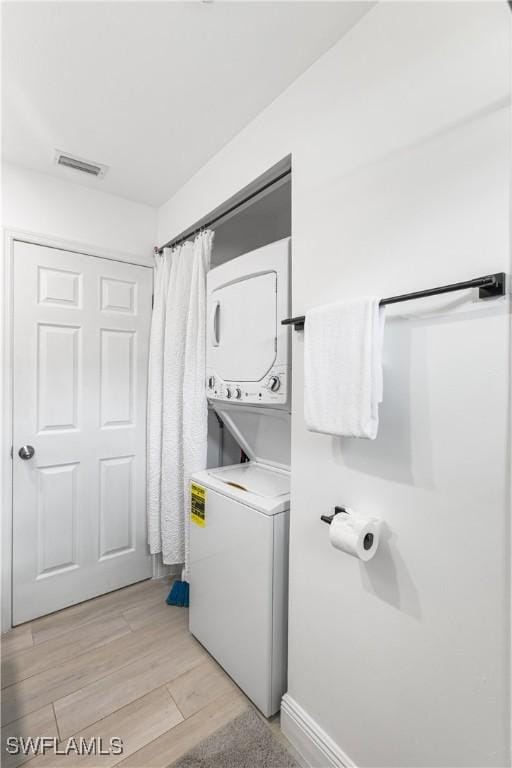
(190, 237, 292, 716)
(189, 405, 290, 716)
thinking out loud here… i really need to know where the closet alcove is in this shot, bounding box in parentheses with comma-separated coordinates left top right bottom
(205, 174, 291, 467)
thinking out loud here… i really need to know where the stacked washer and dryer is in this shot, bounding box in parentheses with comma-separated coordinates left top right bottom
(189, 237, 291, 717)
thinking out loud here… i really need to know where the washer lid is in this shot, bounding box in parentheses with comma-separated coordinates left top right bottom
(214, 403, 291, 470)
(208, 463, 290, 499)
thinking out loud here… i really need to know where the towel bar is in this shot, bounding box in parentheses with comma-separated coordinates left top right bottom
(282, 272, 506, 331)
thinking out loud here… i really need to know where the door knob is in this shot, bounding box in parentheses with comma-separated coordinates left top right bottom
(18, 445, 35, 460)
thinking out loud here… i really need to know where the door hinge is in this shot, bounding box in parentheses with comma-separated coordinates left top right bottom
(10, 446, 13, 459)
(151, 295, 154, 309)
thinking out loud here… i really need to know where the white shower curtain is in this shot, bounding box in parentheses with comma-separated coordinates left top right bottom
(147, 249, 171, 555)
(147, 230, 213, 577)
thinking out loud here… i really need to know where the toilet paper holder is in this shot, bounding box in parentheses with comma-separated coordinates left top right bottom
(320, 506, 347, 525)
(321, 506, 375, 552)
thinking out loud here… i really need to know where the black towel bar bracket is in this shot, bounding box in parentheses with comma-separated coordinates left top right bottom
(282, 272, 506, 331)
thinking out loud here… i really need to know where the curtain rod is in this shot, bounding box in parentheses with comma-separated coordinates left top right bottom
(155, 168, 291, 255)
(282, 273, 506, 330)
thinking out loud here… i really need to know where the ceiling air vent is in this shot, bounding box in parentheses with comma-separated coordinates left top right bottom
(54, 150, 108, 178)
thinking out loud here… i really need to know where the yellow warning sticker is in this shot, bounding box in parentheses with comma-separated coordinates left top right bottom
(191, 483, 206, 527)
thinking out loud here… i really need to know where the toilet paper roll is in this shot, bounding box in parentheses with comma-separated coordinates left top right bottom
(328, 509, 381, 562)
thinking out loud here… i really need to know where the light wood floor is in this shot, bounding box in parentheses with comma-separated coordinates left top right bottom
(0, 579, 265, 768)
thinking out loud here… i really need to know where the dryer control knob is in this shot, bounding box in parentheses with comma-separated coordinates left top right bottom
(268, 376, 281, 392)
(207, 376, 215, 389)
(235, 387, 242, 400)
(225, 387, 232, 399)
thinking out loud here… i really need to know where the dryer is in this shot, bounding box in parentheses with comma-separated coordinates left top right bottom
(206, 237, 291, 407)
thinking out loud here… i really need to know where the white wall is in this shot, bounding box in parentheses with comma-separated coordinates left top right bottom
(3, 163, 157, 263)
(158, 3, 511, 767)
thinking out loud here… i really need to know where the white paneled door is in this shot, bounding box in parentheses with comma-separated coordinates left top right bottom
(12, 241, 153, 624)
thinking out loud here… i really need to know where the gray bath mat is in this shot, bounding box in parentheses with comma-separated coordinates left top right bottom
(171, 708, 300, 768)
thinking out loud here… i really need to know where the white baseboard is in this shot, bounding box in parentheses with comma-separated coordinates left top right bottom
(281, 694, 355, 768)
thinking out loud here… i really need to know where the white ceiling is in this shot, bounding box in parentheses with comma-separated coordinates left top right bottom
(2, 1, 372, 207)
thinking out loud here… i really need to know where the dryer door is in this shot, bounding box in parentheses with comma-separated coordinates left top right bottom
(208, 271, 277, 382)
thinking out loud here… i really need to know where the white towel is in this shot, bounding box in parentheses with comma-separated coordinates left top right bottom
(304, 297, 385, 439)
